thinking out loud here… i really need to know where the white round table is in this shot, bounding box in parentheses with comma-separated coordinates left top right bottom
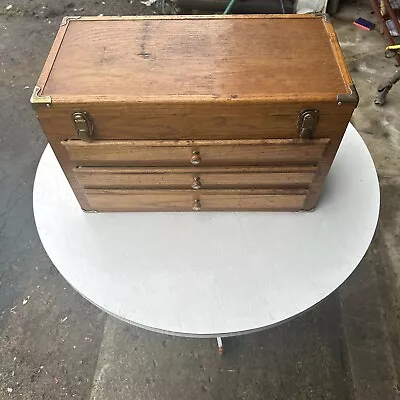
(33, 124, 380, 339)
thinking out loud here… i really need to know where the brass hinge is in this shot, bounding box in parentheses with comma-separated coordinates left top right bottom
(30, 86, 52, 107)
(297, 109, 319, 139)
(72, 111, 94, 142)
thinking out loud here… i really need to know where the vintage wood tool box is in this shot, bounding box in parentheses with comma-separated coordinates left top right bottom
(32, 15, 358, 212)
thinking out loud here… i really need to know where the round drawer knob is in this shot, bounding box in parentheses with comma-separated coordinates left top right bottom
(190, 151, 201, 166)
(193, 200, 201, 211)
(192, 177, 201, 190)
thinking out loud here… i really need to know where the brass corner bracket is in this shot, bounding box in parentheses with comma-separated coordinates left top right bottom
(312, 13, 330, 22)
(337, 84, 359, 107)
(30, 86, 52, 107)
(61, 16, 82, 26)
(321, 13, 331, 23)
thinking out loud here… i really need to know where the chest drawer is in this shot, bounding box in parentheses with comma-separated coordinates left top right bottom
(74, 166, 317, 189)
(85, 189, 308, 211)
(62, 139, 330, 167)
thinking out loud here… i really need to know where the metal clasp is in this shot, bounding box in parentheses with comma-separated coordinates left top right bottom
(297, 110, 319, 139)
(72, 111, 94, 142)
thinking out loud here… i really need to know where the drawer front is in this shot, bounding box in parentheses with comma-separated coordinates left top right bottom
(85, 189, 308, 211)
(75, 166, 317, 189)
(62, 139, 329, 167)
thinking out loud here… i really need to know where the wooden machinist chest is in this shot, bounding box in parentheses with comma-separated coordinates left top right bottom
(32, 14, 358, 212)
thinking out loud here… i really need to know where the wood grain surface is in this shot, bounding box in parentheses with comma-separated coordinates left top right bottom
(36, 102, 353, 141)
(62, 138, 330, 166)
(41, 15, 348, 100)
(85, 188, 308, 211)
(74, 165, 317, 189)
(32, 15, 357, 212)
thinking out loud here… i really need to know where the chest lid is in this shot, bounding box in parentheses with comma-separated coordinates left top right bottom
(32, 14, 356, 105)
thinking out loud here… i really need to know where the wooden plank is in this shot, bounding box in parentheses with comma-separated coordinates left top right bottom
(74, 166, 317, 189)
(37, 103, 353, 140)
(63, 139, 330, 166)
(41, 16, 348, 100)
(85, 188, 308, 211)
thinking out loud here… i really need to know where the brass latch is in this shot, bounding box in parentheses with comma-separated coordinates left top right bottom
(297, 110, 319, 139)
(72, 111, 94, 142)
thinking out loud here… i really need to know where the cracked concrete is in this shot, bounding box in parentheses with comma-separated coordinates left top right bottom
(1, 0, 400, 399)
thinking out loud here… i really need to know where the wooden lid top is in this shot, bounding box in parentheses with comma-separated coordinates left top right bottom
(38, 15, 352, 102)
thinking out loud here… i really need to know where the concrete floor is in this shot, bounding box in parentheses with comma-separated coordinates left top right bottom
(0, 0, 400, 399)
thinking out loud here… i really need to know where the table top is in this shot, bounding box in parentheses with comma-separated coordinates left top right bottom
(33, 124, 380, 338)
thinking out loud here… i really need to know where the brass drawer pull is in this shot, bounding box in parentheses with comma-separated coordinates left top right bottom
(190, 151, 201, 165)
(191, 177, 201, 190)
(193, 199, 201, 211)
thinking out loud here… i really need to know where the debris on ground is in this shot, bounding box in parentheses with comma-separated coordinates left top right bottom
(141, 0, 157, 6)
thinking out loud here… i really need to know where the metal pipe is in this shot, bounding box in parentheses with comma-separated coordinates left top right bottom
(223, 0, 237, 14)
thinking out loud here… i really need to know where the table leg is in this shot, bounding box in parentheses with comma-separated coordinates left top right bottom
(217, 337, 224, 355)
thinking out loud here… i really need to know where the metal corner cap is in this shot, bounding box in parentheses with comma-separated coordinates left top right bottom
(61, 16, 82, 26)
(321, 13, 331, 23)
(30, 86, 52, 106)
(337, 84, 359, 107)
(312, 13, 330, 23)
